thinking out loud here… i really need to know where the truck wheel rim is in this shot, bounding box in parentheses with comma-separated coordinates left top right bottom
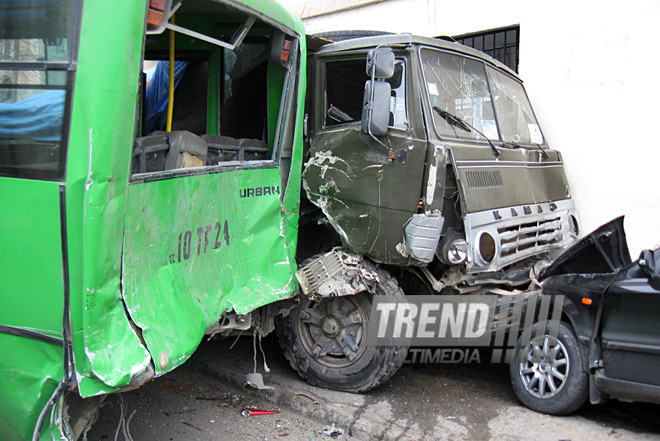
(297, 296, 368, 368)
(518, 334, 569, 399)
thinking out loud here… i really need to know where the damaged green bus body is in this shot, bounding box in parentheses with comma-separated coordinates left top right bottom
(0, 0, 305, 439)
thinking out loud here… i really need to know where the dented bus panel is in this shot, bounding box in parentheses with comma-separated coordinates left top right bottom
(0, 0, 306, 438)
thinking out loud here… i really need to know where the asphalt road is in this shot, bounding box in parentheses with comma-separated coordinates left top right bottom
(88, 335, 660, 441)
(86, 357, 358, 441)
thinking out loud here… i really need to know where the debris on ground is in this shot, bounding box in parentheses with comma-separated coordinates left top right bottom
(319, 424, 344, 438)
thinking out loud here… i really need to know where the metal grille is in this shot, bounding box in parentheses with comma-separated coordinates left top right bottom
(498, 217, 563, 259)
(453, 26, 520, 73)
(465, 170, 503, 189)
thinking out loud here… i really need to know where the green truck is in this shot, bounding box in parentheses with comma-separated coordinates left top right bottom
(277, 33, 579, 393)
(0, 1, 577, 439)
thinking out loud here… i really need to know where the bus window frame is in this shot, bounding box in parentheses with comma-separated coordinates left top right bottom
(130, 33, 300, 183)
(0, 0, 83, 182)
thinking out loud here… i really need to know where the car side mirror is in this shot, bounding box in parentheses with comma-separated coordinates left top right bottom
(639, 249, 657, 279)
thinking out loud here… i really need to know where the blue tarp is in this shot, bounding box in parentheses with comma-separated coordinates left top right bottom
(143, 60, 188, 134)
(0, 89, 65, 141)
(0, 60, 188, 142)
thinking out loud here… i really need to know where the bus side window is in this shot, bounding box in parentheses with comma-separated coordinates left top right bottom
(132, 19, 285, 176)
(140, 60, 207, 137)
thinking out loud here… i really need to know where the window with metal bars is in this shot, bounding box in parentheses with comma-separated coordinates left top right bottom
(453, 26, 519, 73)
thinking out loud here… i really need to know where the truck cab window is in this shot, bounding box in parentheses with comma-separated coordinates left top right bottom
(324, 59, 367, 127)
(324, 58, 406, 130)
(421, 48, 499, 142)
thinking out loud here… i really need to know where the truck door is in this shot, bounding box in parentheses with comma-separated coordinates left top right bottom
(304, 51, 428, 265)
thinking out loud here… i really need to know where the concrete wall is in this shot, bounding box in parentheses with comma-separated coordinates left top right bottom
(280, 0, 660, 256)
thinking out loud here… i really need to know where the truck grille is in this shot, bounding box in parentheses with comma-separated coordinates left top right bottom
(498, 217, 563, 259)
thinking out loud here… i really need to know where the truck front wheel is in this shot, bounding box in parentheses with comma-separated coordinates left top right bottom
(276, 263, 408, 393)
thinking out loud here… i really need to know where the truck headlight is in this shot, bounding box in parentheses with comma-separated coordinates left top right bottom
(438, 230, 468, 265)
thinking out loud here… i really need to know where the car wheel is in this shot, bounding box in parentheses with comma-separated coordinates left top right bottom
(509, 321, 588, 415)
(276, 261, 408, 393)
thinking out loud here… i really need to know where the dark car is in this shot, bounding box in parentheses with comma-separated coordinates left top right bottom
(509, 216, 660, 415)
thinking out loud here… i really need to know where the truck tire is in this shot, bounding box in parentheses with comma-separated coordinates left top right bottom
(276, 260, 408, 393)
(509, 321, 588, 415)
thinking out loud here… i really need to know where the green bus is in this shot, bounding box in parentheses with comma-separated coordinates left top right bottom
(0, 0, 305, 439)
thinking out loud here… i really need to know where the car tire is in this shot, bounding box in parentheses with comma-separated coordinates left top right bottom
(509, 321, 589, 415)
(276, 260, 408, 393)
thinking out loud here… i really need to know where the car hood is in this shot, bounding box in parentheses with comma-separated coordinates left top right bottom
(539, 216, 632, 281)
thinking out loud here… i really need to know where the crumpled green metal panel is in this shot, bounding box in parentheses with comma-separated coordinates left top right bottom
(0, 1, 307, 439)
(71, 0, 308, 395)
(0, 178, 67, 440)
(0, 335, 62, 441)
(123, 167, 297, 375)
(65, 0, 154, 396)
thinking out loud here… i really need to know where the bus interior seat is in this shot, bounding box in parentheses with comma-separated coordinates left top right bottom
(203, 134, 269, 163)
(133, 133, 169, 173)
(133, 131, 269, 174)
(164, 131, 207, 169)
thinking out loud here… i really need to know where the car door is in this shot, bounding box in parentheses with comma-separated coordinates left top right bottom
(599, 248, 660, 388)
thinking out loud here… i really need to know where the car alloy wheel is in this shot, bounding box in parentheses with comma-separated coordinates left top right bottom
(518, 333, 569, 399)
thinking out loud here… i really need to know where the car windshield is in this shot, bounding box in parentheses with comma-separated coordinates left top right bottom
(420, 47, 544, 145)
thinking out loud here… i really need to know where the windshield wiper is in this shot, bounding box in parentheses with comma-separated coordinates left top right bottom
(433, 106, 500, 157)
(502, 140, 550, 160)
(535, 143, 550, 159)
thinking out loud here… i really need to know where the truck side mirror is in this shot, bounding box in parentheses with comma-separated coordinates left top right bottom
(362, 48, 394, 138)
(366, 48, 395, 79)
(361, 80, 391, 136)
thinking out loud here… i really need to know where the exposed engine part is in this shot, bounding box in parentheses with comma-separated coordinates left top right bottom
(420, 266, 445, 291)
(296, 249, 380, 299)
(206, 312, 252, 338)
(419, 257, 552, 294)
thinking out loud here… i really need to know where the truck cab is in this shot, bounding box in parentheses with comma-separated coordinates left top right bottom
(278, 33, 579, 393)
(301, 34, 578, 288)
